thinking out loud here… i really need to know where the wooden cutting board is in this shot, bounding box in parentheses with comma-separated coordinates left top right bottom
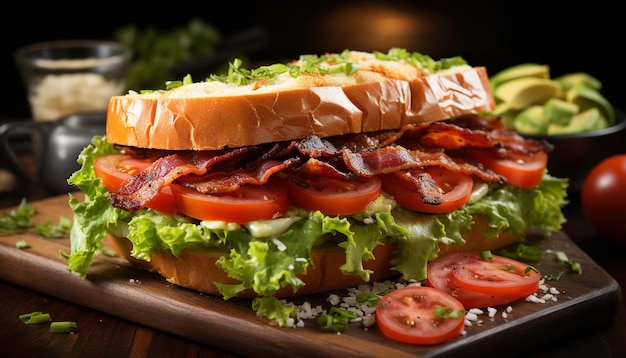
(0, 194, 622, 357)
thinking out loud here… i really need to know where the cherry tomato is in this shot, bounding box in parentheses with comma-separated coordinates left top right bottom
(381, 167, 473, 213)
(469, 149, 547, 189)
(94, 154, 177, 215)
(581, 154, 626, 243)
(283, 174, 381, 216)
(449, 252, 540, 297)
(171, 178, 291, 224)
(427, 252, 532, 308)
(376, 286, 466, 345)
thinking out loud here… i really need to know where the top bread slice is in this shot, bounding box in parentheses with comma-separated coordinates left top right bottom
(105, 50, 495, 151)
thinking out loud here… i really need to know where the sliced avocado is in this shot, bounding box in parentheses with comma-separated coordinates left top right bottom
(501, 110, 518, 130)
(490, 63, 550, 91)
(543, 98, 579, 126)
(514, 105, 548, 134)
(494, 78, 560, 110)
(546, 107, 607, 135)
(491, 101, 512, 116)
(554, 72, 602, 91)
(566, 85, 615, 125)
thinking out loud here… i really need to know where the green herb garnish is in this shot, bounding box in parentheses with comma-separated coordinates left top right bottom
(317, 306, 358, 333)
(434, 307, 466, 319)
(34, 216, 72, 238)
(50, 321, 77, 333)
(19, 312, 52, 324)
(0, 199, 34, 236)
(555, 251, 582, 274)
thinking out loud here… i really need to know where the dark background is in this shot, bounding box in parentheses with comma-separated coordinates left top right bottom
(0, 1, 622, 121)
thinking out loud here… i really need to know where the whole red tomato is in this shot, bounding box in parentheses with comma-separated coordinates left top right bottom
(581, 154, 626, 243)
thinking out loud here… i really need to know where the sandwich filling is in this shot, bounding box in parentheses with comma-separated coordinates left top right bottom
(65, 116, 568, 326)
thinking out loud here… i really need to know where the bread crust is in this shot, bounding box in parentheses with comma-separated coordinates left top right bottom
(108, 234, 400, 298)
(107, 215, 521, 298)
(106, 67, 494, 150)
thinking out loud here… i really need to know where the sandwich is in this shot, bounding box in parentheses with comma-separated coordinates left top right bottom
(64, 48, 568, 326)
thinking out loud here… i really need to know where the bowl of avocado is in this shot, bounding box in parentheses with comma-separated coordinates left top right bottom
(489, 63, 626, 191)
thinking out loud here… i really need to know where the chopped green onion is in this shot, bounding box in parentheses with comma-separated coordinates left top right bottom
(355, 292, 381, 305)
(317, 307, 357, 332)
(50, 321, 77, 333)
(480, 250, 493, 260)
(555, 251, 582, 274)
(101, 249, 119, 257)
(373, 47, 467, 73)
(19, 312, 51, 324)
(15, 240, 30, 249)
(19, 311, 42, 322)
(434, 307, 465, 319)
(204, 47, 466, 87)
(494, 243, 542, 263)
(525, 266, 539, 274)
(545, 271, 565, 281)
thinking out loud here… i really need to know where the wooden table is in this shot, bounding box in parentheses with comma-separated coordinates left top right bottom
(0, 182, 624, 358)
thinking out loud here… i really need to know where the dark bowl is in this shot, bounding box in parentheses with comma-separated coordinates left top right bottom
(524, 108, 626, 192)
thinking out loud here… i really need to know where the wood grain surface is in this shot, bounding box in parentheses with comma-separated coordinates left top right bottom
(0, 193, 622, 357)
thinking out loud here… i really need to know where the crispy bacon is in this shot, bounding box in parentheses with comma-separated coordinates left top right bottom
(394, 170, 443, 205)
(342, 146, 504, 183)
(109, 146, 257, 210)
(108, 116, 544, 211)
(184, 158, 301, 194)
(399, 120, 553, 154)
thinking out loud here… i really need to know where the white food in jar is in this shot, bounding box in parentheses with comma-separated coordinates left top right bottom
(29, 72, 124, 121)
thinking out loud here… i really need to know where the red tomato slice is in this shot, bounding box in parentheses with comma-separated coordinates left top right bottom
(376, 286, 466, 345)
(427, 252, 528, 308)
(451, 252, 541, 297)
(283, 174, 381, 216)
(94, 154, 177, 215)
(381, 167, 473, 213)
(171, 179, 291, 224)
(469, 149, 547, 189)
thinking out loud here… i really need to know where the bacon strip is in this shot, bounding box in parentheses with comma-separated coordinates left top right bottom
(185, 158, 301, 194)
(109, 147, 257, 211)
(394, 171, 443, 205)
(109, 116, 541, 211)
(342, 146, 504, 183)
(399, 119, 553, 154)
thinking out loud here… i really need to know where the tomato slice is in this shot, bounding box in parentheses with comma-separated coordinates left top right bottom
(427, 252, 529, 308)
(450, 252, 540, 297)
(283, 174, 381, 216)
(376, 286, 466, 345)
(94, 154, 177, 215)
(469, 149, 547, 189)
(381, 167, 473, 213)
(171, 179, 291, 224)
